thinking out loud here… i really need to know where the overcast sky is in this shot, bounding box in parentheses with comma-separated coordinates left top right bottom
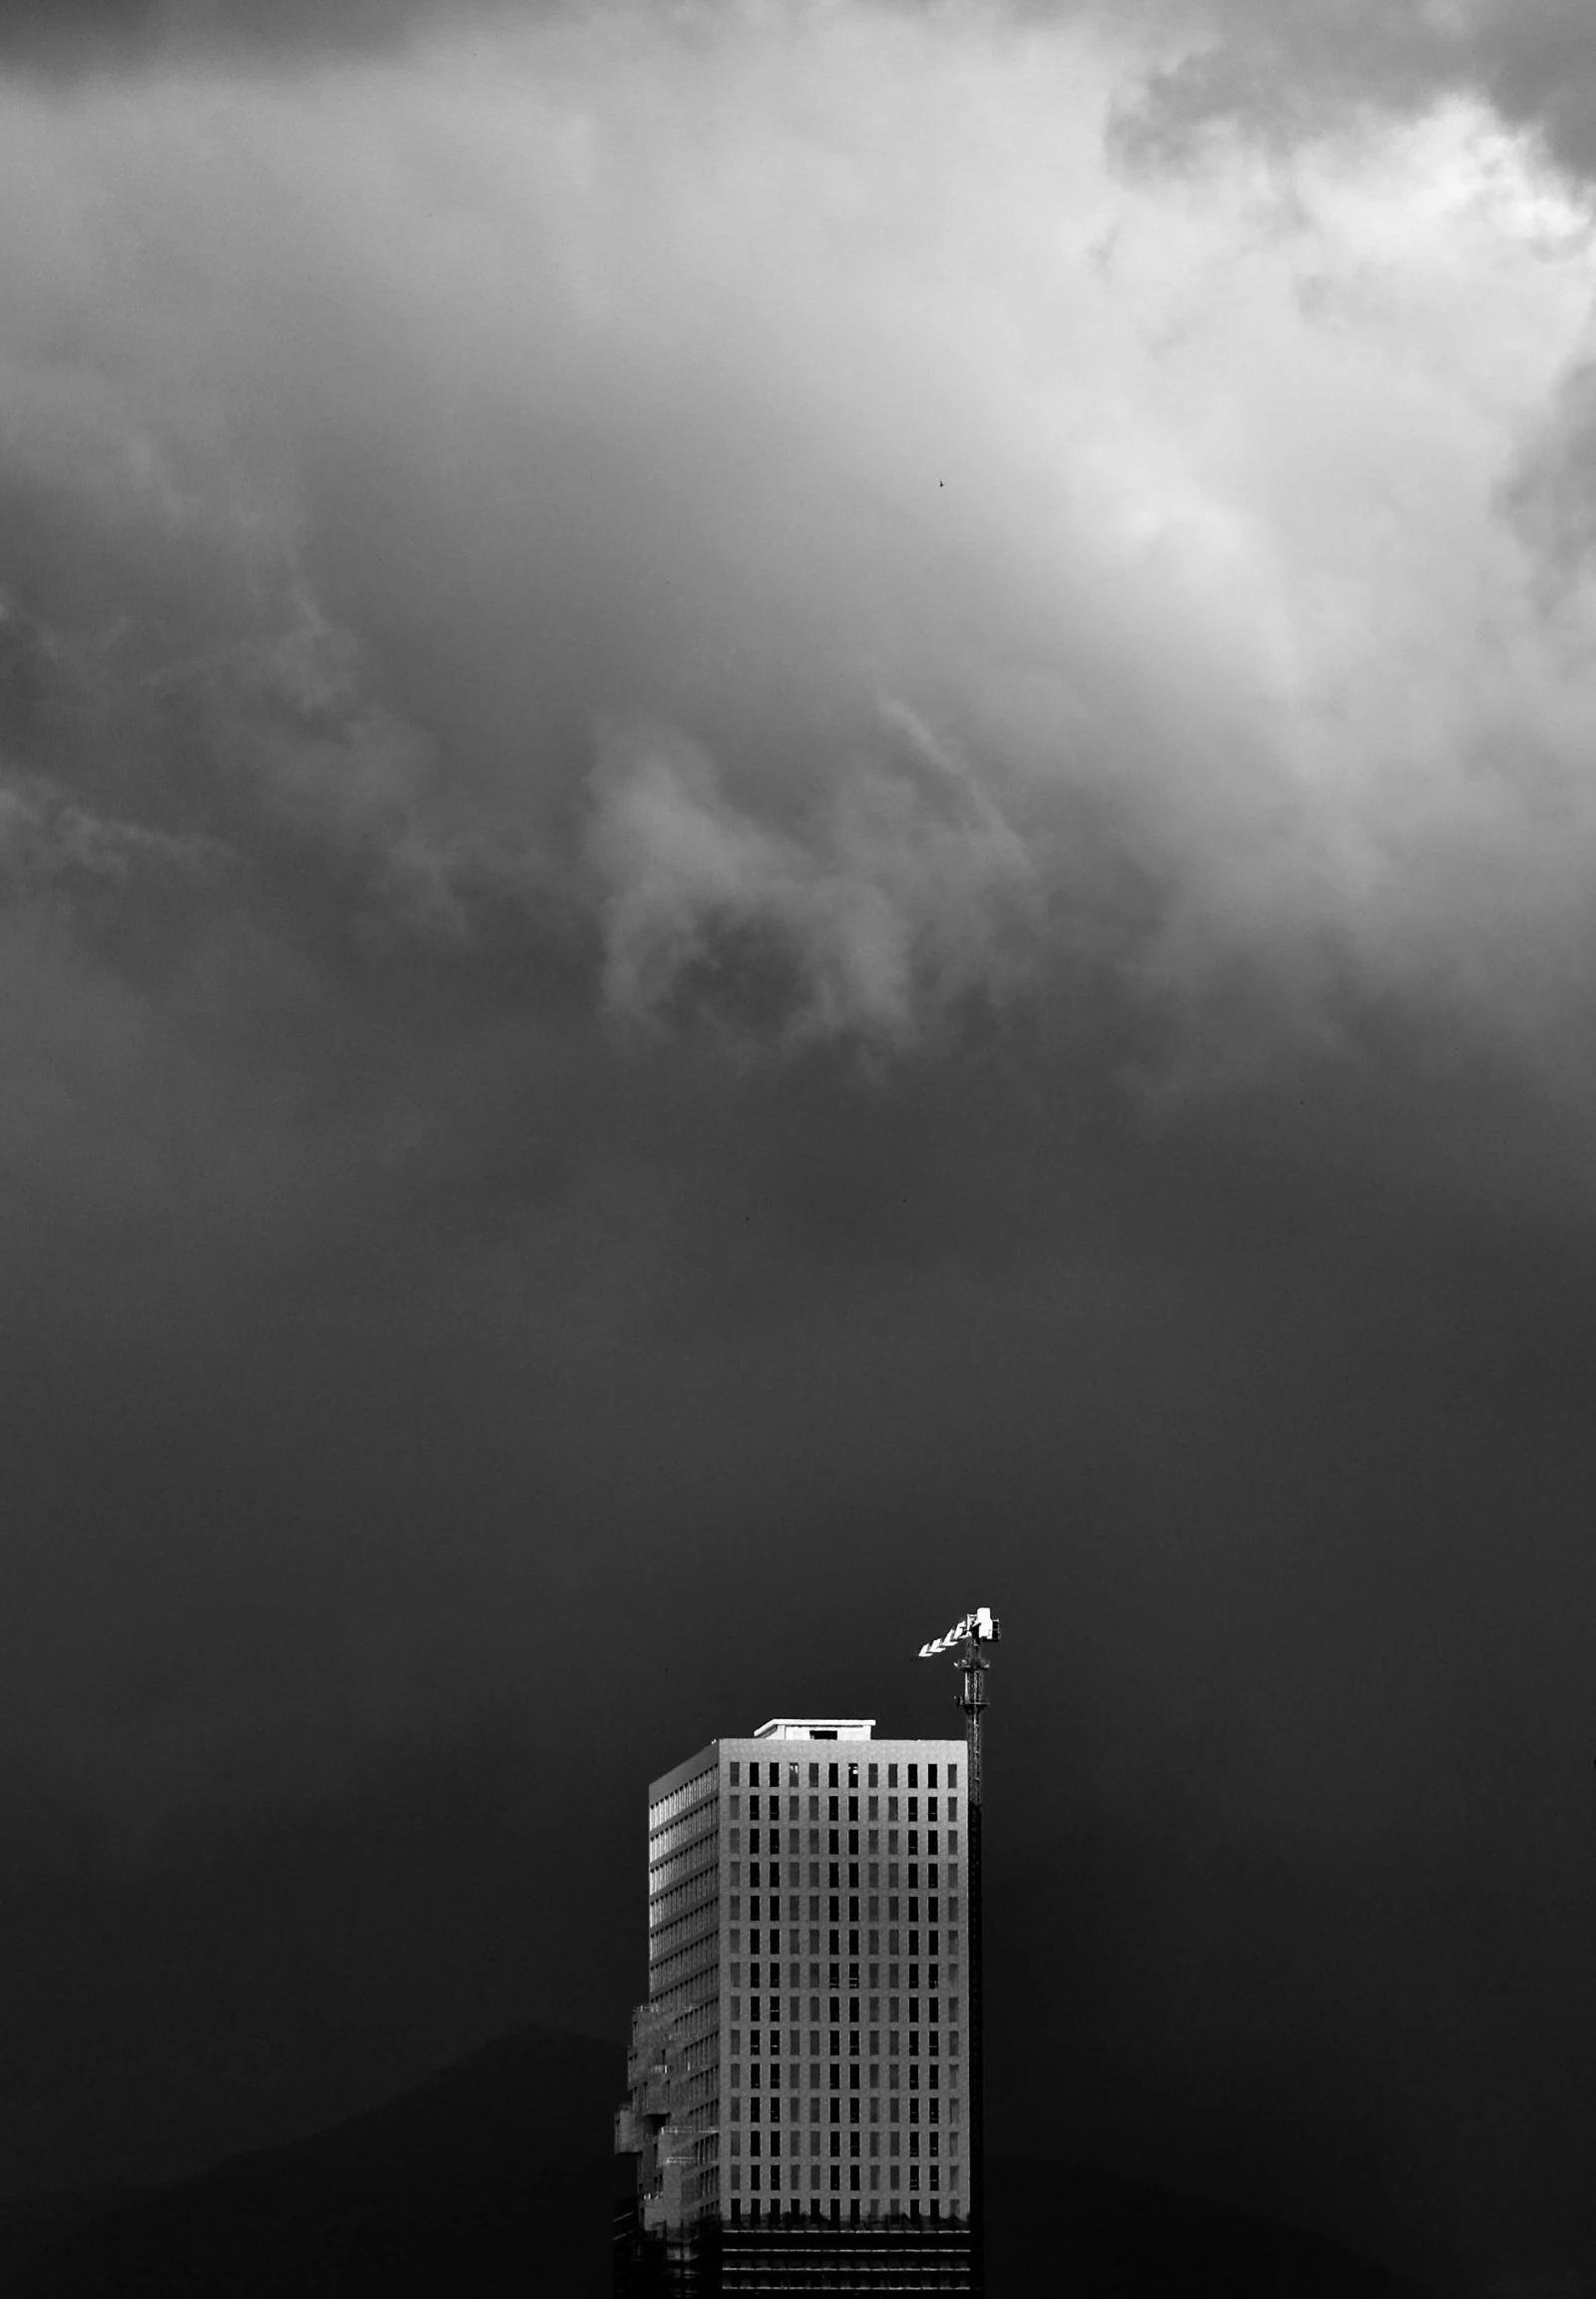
(2, 0, 1596, 2287)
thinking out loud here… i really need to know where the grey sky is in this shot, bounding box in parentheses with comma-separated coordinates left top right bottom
(1, 5, 1595, 2288)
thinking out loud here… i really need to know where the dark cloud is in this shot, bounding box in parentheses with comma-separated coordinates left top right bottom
(3, 0, 1596, 225)
(1080, 1, 1596, 192)
(0, 0, 454, 70)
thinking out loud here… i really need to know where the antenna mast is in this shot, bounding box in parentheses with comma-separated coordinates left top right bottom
(917, 1605, 1000, 2297)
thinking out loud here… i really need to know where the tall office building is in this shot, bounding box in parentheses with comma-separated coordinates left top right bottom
(614, 1716, 976, 2294)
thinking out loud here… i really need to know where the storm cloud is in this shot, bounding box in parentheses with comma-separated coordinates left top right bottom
(4, 6, 1596, 1118)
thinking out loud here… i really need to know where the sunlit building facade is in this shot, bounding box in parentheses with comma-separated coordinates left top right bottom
(614, 1717, 975, 2293)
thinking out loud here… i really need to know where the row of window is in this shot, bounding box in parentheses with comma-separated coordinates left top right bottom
(732, 2026, 953, 2063)
(731, 1760, 955, 1791)
(730, 1897, 952, 1931)
(734, 2093, 955, 2123)
(731, 1996, 956, 2031)
(740, 2096, 961, 2123)
(732, 1828, 955, 1858)
(648, 1769, 718, 1830)
(732, 1991, 954, 2021)
(730, 1926, 948, 1979)
(732, 1796, 952, 1826)
(731, 2053, 957, 2087)
(732, 1861, 952, 1892)
(648, 1806, 720, 1860)
(732, 2129, 957, 2158)
(727, 2197, 958, 2226)
(736, 2013, 956, 2050)
(732, 1955, 949, 1995)
(731, 2197, 970, 2234)
(730, 2165, 955, 2194)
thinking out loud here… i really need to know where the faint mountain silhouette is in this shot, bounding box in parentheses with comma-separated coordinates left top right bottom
(0, 2026, 1437, 2296)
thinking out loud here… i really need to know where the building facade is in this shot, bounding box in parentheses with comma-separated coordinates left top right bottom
(615, 1717, 975, 2294)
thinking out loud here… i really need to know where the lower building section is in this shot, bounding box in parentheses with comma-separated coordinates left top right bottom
(615, 2199, 974, 2295)
(614, 2196, 713, 2297)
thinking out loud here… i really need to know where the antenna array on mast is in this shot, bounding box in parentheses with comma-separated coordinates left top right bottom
(916, 1605, 1000, 2296)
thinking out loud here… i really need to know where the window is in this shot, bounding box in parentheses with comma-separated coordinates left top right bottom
(948, 1763, 957, 1789)
(867, 1763, 878, 1789)
(928, 1764, 937, 1788)
(847, 1760, 858, 1788)
(887, 1764, 898, 1788)
(731, 1763, 741, 1785)
(808, 1763, 819, 1788)
(828, 1763, 838, 1788)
